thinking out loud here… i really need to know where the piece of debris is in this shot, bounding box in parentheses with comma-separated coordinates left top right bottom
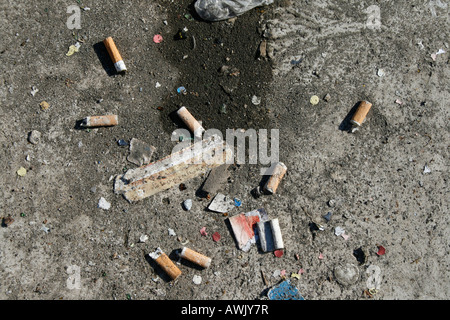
(39, 101, 50, 111)
(139, 234, 149, 243)
(183, 199, 193, 211)
(127, 138, 156, 167)
(177, 106, 205, 138)
(431, 48, 446, 61)
(212, 231, 221, 242)
(207, 193, 235, 213)
(28, 130, 41, 145)
(153, 34, 163, 43)
(324, 93, 331, 102)
(180, 247, 212, 268)
(148, 248, 181, 281)
(423, 165, 431, 174)
(194, 0, 275, 21)
(257, 218, 284, 252)
(395, 99, 403, 105)
(98, 197, 111, 210)
(234, 198, 242, 207)
(251, 95, 261, 105)
(228, 208, 267, 252)
(177, 86, 187, 95)
(376, 245, 386, 256)
(263, 162, 287, 194)
(168, 228, 176, 236)
(201, 164, 230, 195)
(334, 263, 360, 286)
(310, 95, 320, 105)
(2, 215, 14, 227)
(17, 167, 27, 177)
(350, 100, 372, 128)
(30, 86, 39, 96)
(117, 139, 128, 147)
(80, 115, 119, 128)
(200, 227, 208, 236)
(267, 280, 305, 300)
(258, 39, 267, 58)
(41, 224, 50, 233)
(192, 275, 202, 285)
(66, 42, 81, 56)
(334, 226, 349, 240)
(377, 68, 385, 77)
(323, 212, 332, 222)
(274, 249, 284, 258)
(114, 135, 232, 202)
(103, 37, 127, 73)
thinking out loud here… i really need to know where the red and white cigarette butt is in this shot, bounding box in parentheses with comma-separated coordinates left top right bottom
(350, 101, 372, 127)
(103, 37, 127, 73)
(148, 248, 181, 280)
(180, 247, 211, 268)
(264, 162, 287, 194)
(177, 106, 205, 138)
(81, 115, 118, 127)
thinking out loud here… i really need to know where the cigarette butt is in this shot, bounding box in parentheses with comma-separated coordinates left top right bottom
(264, 162, 287, 194)
(350, 101, 372, 126)
(81, 115, 118, 127)
(180, 247, 212, 268)
(177, 106, 205, 138)
(149, 248, 181, 280)
(103, 37, 127, 73)
(269, 218, 284, 250)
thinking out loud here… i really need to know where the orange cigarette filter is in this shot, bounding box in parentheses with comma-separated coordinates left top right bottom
(149, 248, 181, 280)
(264, 162, 287, 194)
(351, 101, 372, 126)
(177, 106, 205, 138)
(103, 37, 127, 73)
(81, 115, 118, 127)
(180, 247, 211, 268)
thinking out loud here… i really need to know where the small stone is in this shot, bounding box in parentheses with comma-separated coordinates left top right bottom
(168, 228, 176, 236)
(98, 197, 111, 210)
(139, 234, 149, 243)
(2, 215, 14, 227)
(323, 94, 331, 102)
(183, 199, 192, 211)
(28, 130, 41, 145)
(251, 95, 261, 105)
(334, 263, 360, 286)
(423, 165, 431, 174)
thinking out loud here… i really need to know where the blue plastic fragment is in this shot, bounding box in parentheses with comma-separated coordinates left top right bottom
(234, 198, 242, 207)
(323, 212, 332, 222)
(117, 139, 129, 147)
(177, 86, 187, 94)
(268, 280, 305, 300)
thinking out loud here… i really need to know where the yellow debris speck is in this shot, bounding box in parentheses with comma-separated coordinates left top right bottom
(17, 167, 27, 177)
(310, 95, 320, 105)
(40, 101, 50, 111)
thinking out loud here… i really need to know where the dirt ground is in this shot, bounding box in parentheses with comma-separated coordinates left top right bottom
(0, 0, 448, 301)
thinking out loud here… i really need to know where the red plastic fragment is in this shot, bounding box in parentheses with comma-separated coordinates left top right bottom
(377, 245, 386, 256)
(212, 232, 221, 242)
(274, 249, 284, 258)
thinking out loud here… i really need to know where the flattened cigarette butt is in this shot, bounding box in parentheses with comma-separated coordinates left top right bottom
(103, 37, 127, 73)
(148, 248, 181, 280)
(177, 106, 205, 138)
(350, 101, 372, 127)
(180, 247, 211, 268)
(81, 115, 118, 127)
(264, 162, 287, 194)
(257, 218, 284, 252)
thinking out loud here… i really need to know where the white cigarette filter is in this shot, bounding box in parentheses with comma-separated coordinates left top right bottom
(103, 37, 127, 73)
(264, 162, 287, 194)
(269, 218, 284, 250)
(177, 106, 205, 138)
(180, 247, 212, 268)
(149, 248, 181, 280)
(81, 115, 118, 127)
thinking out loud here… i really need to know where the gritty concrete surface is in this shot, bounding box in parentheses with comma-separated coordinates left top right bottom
(0, 0, 449, 301)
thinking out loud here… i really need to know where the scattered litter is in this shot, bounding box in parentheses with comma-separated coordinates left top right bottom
(28, 130, 41, 145)
(258, 40, 267, 58)
(431, 48, 446, 61)
(177, 106, 205, 138)
(80, 115, 119, 127)
(39, 101, 50, 111)
(334, 263, 360, 286)
(208, 193, 235, 213)
(272, 269, 281, 278)
(290, 58, 302, 65)
(148, 248, 181, 280)
(30, 86, 39, 96)
(127, 138, 156, 167)
(103, 37, 127, 73)
(233, 198, 242, 207)
(183, 199, 193, 211)
(350, 100, 372, 128)
(200, 227, 208, 236)
(322, 212, 332, 222)
(395, 99, 403, 105)
(180, 247, 212, 268)
(377, 68, 385, 77)
(201, 164, 230, 195)
(274, 249, 284, 258)
(41, 224, 50, 233)
(291, 273, 300, 280)
(310, 95, 320, 105)
(177, 86, 187, 95)
(376, 245, 386, 256)
(212, 231, 221, 242)
(155, 82, 161, 88)
(139, 234, 149, 243)
(194, 0, 274, 21)
(66, 42, 81, 56)
(192, 275, 202, 285)
(17, 167, 27, 177)
(228, 208, 267, 252)
(423, 165, 431, 174)
(334, 226, 349, 240)
(251, 95, 261, 105)
(263, 162, 287, 194)
(98, 197, 111, 210)
(318, 253, 324, 260)
(323, 93, 331, 102)
(114, 135, 232, 202)
(366, 264, 382, 292)
(2, 215, 14, 227)
(257, 218, 284, 252)
(153, 34, 163, 43)
(267, 280, 305, 300)
(168, 228, 176, 236)
(117, 139, 129, 147)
